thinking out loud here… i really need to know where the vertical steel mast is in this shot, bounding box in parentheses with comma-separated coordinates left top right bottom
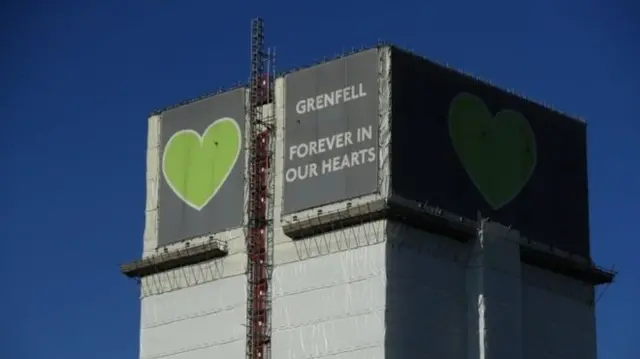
(246, 17, 275, 359)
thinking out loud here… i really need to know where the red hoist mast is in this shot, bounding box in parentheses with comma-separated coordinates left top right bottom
(246, 17, 275, 359)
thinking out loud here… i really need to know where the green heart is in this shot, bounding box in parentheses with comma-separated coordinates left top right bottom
(448, 92, 536, 210)
(162, 117, 241, 210)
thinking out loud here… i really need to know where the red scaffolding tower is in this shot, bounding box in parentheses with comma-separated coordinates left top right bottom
(245, 17, 275, 359)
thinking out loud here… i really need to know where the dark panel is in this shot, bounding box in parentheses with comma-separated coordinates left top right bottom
(390, 48, 590, 257)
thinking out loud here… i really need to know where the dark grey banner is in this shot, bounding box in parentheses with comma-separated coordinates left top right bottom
(158, 88, 245, 246)
(283, 49, 380, 214)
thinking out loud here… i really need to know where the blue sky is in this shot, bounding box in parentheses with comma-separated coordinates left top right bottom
(1, 1, 637, 358)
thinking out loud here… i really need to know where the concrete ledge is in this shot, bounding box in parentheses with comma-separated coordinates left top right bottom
(280, 196, 616, 285)
(120, 240, 229, 279)
(520, 246, 615, 285)
(123, 199, 615, 285)
(281, 196, 477, 242)
(387, 196, 477, 242)
(281, 199, 387, 239)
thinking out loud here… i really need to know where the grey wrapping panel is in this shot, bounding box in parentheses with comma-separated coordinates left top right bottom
(158, 88, 245, 246)
(283, 49, 380, 214)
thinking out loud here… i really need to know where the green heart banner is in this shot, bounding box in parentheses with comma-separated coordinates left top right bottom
(162, 117, 241, 211)
(448, 92, 537, 210)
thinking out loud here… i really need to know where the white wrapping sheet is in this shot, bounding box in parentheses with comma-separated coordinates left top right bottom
(272, 243, 387, 359)
(140, 275, 246, 359)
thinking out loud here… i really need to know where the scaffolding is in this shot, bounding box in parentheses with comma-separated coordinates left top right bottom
(245, 17, 275, 359)
(120, 239, 229, 279)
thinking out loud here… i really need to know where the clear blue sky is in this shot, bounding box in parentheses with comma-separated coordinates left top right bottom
(1, 1, 637, 358)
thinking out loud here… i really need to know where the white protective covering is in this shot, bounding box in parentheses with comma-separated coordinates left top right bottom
(272, 242, 386, 359)
(140, 274, 247, 359)
(138, 221, 598, 359)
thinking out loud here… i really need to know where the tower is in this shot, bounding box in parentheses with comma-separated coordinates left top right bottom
(121, 37, 616, 359)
